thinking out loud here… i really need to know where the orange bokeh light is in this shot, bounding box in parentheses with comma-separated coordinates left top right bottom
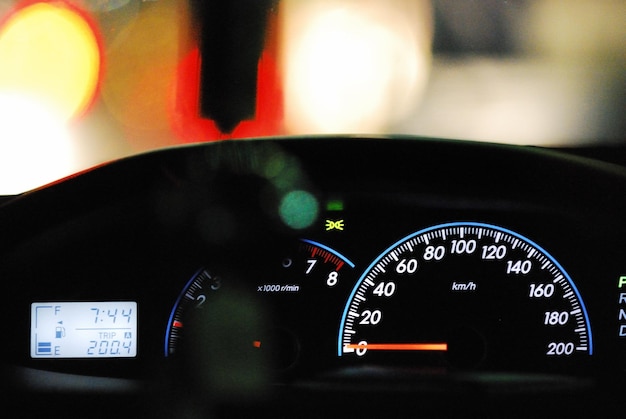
(0, 0, 103, 121)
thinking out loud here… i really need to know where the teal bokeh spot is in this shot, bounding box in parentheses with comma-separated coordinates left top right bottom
(279, 190, 319, 229)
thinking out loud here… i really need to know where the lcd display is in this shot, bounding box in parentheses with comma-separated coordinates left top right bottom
(31, 302, 137, 358)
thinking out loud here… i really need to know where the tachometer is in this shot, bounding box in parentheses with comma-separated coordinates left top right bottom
(338, 222, 592, 371)
(166, 239, 356, 363)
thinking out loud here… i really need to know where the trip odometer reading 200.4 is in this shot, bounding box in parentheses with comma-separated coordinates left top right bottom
(338, 222, 592, 370)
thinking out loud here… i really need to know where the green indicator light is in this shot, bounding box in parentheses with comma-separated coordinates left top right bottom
(280, 190, 319, 229)
(326, 200, 344, 211)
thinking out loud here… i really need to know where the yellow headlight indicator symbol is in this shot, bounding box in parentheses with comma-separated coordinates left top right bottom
(325, 220, 345, 231)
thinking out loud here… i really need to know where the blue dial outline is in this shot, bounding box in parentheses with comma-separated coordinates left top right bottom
(164, 268, 205, 357)
(337, 221, 593, 356)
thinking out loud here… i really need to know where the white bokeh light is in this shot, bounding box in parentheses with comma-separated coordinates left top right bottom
(281, 0, 432, 134)
(0, 94, 77, 194)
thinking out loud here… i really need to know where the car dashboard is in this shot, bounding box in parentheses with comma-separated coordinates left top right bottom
(2, 137, 626, 418)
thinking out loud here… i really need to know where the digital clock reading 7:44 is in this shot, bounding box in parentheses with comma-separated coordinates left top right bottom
(91, 307, 134, 325)
(31, 301, 137, 359)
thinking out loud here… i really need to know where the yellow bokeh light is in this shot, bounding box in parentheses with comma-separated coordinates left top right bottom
(0, 2, 101, 121)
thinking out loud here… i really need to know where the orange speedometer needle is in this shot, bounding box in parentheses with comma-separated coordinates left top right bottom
(346, 343, 448, 351)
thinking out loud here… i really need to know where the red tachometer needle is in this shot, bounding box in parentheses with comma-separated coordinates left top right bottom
(345, 343, 448, 351)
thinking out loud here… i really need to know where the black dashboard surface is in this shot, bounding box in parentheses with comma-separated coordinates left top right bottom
(2, 137, 626, 418)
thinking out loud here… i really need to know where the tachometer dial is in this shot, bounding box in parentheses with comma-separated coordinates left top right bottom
(165, 239, 356, 367)
(338, 222, 592, 371)
(165, 269, 222, 357)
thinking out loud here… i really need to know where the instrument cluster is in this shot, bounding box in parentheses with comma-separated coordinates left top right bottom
(3, 137, 626, 417)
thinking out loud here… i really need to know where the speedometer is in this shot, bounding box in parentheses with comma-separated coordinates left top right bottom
(338, 222, 592, 371)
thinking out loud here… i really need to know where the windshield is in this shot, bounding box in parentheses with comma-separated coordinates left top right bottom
(0, 0, 623, 194)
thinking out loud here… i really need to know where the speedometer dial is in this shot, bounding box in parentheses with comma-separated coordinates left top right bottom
(338, 222, 592, 371)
